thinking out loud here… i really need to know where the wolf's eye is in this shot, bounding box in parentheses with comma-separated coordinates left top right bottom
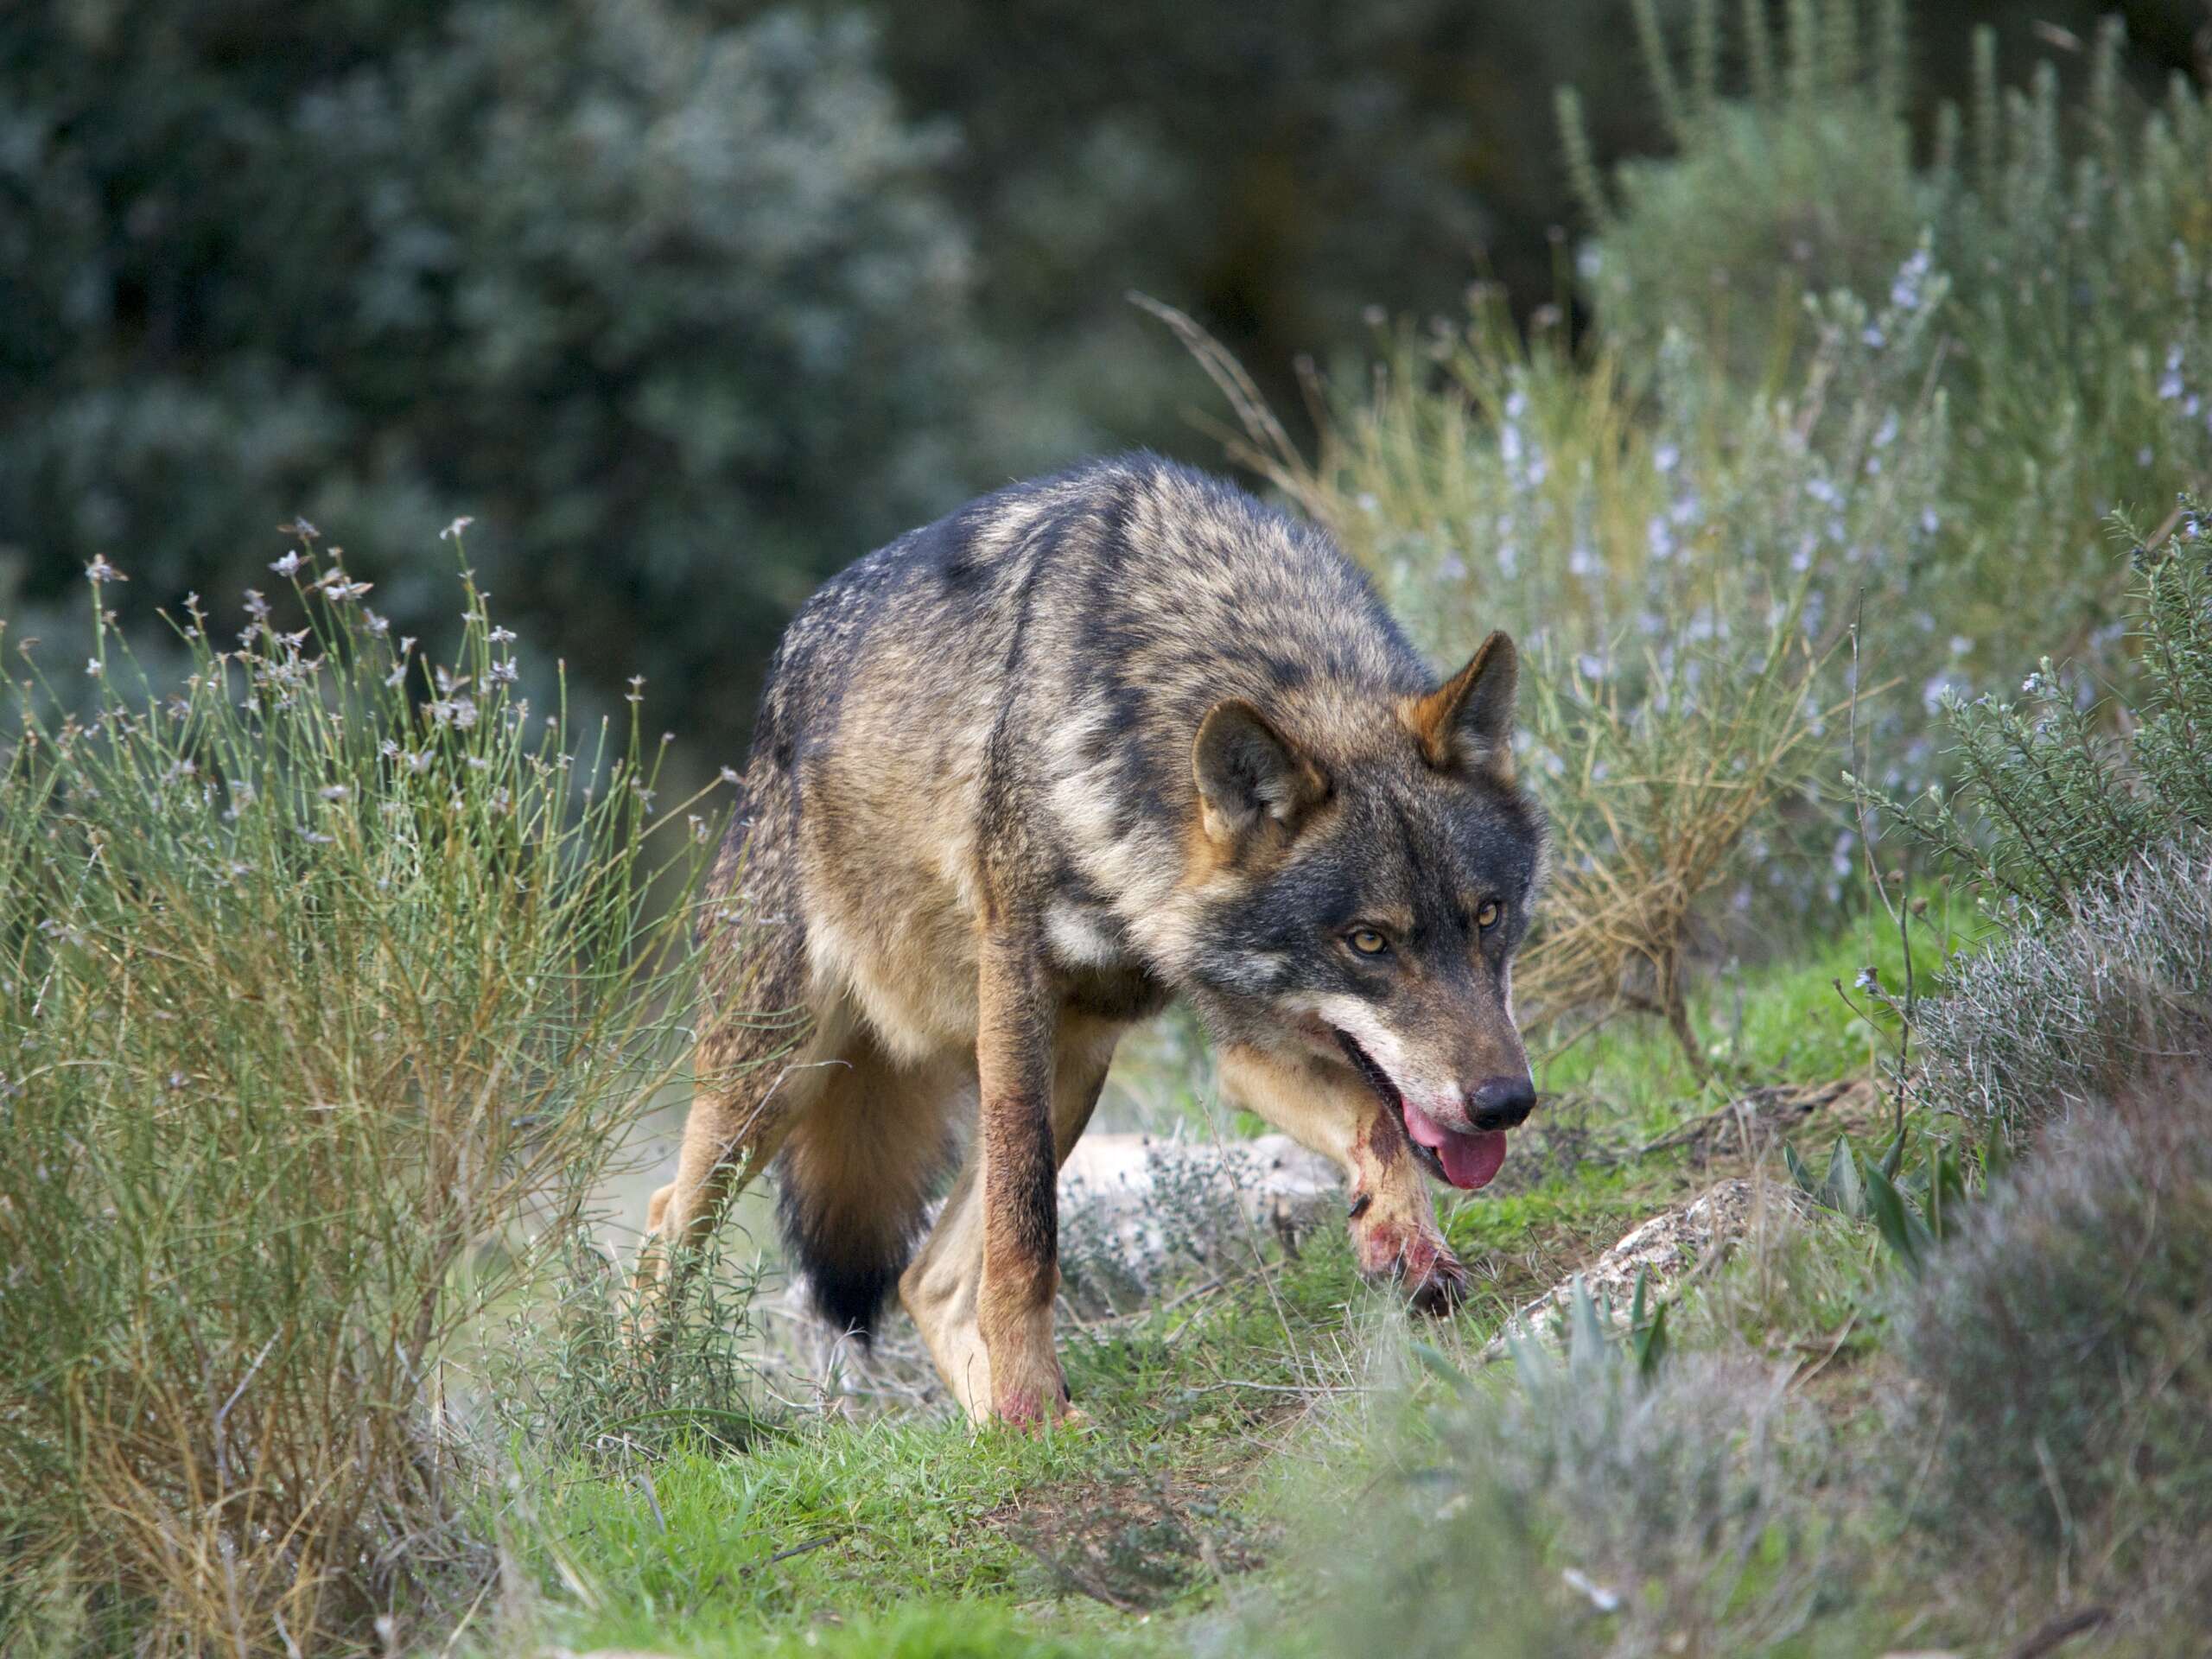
(1347, 927, 1389, 956)
(1475, 899, 1503, 931)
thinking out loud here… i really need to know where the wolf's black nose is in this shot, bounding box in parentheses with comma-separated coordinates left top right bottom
(1467, 1076, 1535, 1133)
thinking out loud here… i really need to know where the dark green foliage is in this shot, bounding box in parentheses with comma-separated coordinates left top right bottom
(1, 2, 985, 761)
(1873, 509, 2212, 912)
(0, 0, 1686, 763)
(6, 1, 2206, 771)
(870, 0, 1674, 429)
(1896, 1068, 2212, 1612)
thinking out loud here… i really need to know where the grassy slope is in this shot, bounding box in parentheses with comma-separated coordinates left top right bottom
(486, 906, 1965, 1657)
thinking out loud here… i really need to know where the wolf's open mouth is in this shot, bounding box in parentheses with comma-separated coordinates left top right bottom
(1333, 1031, 1508, 1192)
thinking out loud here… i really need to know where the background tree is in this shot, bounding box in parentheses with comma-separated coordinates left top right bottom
(1, 1, 986, 762)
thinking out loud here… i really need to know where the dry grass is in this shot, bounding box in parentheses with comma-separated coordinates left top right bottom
(1515, 643, 1839, 1068)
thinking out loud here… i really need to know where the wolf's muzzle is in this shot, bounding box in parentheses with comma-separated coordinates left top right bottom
(1466, 1076, 1536, 1133)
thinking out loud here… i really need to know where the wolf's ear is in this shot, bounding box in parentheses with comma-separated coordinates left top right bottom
(1193, 700, 1329, 843)
(1404, 630, 1518, 781)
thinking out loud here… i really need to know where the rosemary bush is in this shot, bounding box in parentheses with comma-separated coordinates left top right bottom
(1868, 507, 2208, 1135)
(0, 529, 723, 1655)
(1262, 1334, 1847, 1659)
(1560, 0, 1921, 382)
(1160, 2, 2212, 1046)
(483, 1233, 771, 1464)
(1911, 836, 2212, 1145)
(1895, 1068, 2212, 1618)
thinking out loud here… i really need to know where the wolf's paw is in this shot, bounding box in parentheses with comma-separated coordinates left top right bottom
(1402, 1245, 1470, 1316)
(991, 1387, 1088, 1433)
(1351, 1210, 1467, 1314)
(988, 1358, 1084, 1432)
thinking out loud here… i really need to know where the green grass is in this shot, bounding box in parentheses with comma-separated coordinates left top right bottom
(750, 1607, 1108, 1659)
(495, 1171, 1687, 1652)
(499, 1216, 1382, 1650)
(1533, 887, 1982, 1141)
(505, 1427, 1128, 1650)
(1445, 1165, 1670, 1262)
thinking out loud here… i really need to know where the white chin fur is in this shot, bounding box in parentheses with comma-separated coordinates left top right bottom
(1288, 993, 1455, 1116)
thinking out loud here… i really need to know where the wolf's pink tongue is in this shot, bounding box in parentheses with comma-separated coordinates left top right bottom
(1436, 1128, 1508, 1190)
(1402, 1103, 1510, 1191)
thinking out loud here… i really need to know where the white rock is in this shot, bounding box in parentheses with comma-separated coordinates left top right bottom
(1484, 1178, 1805, 1359)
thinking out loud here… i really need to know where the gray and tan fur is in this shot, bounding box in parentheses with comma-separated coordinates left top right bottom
(642, 454, 1548, 1425)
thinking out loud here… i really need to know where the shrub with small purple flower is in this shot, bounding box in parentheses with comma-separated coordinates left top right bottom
(0, 524, 731, 1653)
(1865, 496, 2212, 916)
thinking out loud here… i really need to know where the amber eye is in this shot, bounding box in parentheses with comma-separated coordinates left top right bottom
(1475, 899, 1503, 931)
(1347, 926, 1389, 956)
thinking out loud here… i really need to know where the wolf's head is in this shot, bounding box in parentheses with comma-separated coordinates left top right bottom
(1180, 632, 1547, 1193)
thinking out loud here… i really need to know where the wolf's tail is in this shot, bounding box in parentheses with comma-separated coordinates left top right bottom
(772, 1048, 957, 1344)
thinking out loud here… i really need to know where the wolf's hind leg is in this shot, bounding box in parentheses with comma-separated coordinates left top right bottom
(903, 1011, 1118, 1422)
(638, 1037, 800, 1307)
(638, 774, 817, 1298)
(772, 1027, 969, 1344)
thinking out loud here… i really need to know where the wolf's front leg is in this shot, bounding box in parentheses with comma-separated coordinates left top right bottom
(904, 1010, 1119, 1422)
(1217, 1044, 1468, 1313)
(970, 929, 1072, 1427)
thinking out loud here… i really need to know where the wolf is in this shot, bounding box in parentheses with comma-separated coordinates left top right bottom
(641, 453, 1547, 1425)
